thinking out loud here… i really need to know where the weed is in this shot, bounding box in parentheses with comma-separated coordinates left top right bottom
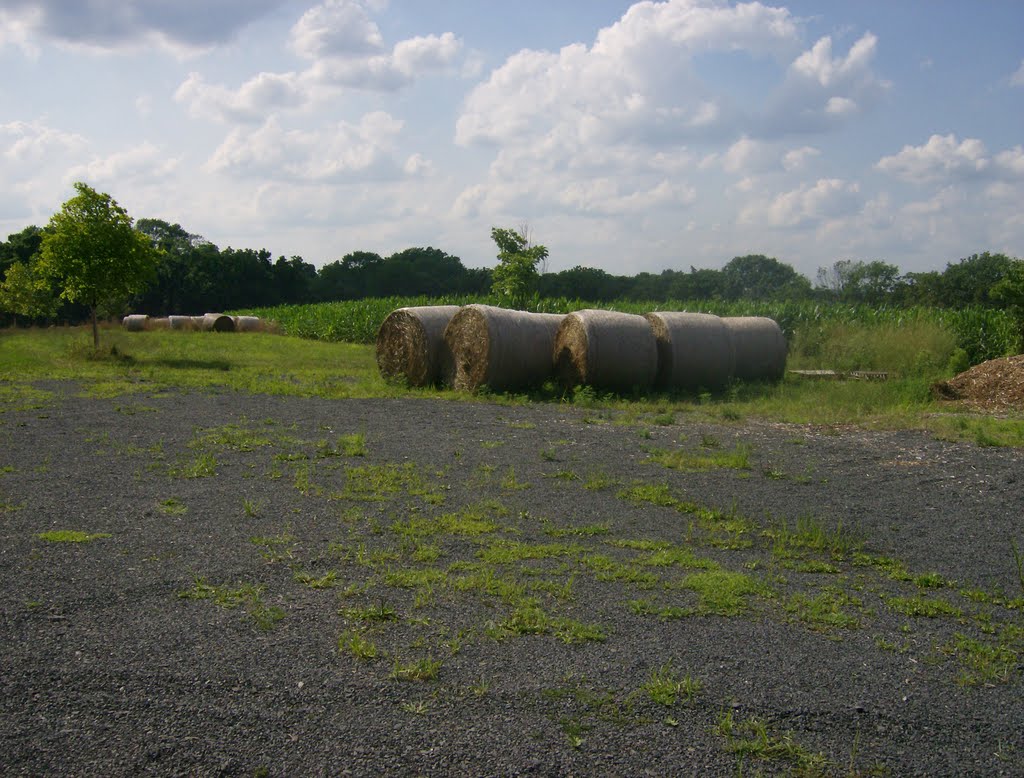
(343, 601, 399, 623)
(400, 700, 430, 715)
(583, 470, 617, 491)
(945, 633, 1019, 686)
(339, 630, 379, 661)
(391, 656, 442, 682)
(643, 665, 702, 706)
(242, 498, 261, 517)
(293, 569, 338, 589)
(883, 594, 961, 619)
(500, 466, 530, 491)
(717, 710, 828, 771)
(677, 569, 765, 616)
(157, 497, 187, 515)
(646, 442, 752, 471)
(250, 529, 297, 563)
(38, 530, 111, 543)
(169, 451, 217, 478)
(784, 589, 861, 632)
(177, 577, 284, 631)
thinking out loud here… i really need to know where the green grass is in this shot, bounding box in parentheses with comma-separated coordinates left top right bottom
(37, 530, 111, 543)
(646, 442, 753, 471)
(642, 664, 702, 706)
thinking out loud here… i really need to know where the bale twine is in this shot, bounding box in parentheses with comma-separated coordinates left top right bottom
(442, 305, 566, 392)
(199, 313, 236, 332)
(122, 314, 148, 332)
(722, 316, 787, 382)
(232, 315, 263, 333)
(376, 306, 461, 386)
(554, 309, 658, 391)
(645, 311, 735, 391)
(168, 315, 195, 331)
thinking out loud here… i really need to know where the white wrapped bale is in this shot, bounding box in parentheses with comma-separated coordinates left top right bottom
(722, 316, 787, 382)
(122, 315, 148, 332)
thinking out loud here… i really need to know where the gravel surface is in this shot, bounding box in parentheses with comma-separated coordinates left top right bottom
(1, 382, 1023, 776)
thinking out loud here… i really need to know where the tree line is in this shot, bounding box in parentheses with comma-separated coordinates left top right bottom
(2, 212, 1023, 329)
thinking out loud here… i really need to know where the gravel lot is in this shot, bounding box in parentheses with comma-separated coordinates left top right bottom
(1, 382, 1023, 776)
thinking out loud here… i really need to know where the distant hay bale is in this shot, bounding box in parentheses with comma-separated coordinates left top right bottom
(168, 315, 195, 331)
(148, 317, 171, 330)
(554, 309, 657, 391)
(722, 316, 787, 382)
(442, 305, 566, 392)
(645, 311, 735, 391)
(122, 315, 148, 332)
(232, 315, 263, 333)
(376, 306, 461, 386)
(199, 313, 236, 332)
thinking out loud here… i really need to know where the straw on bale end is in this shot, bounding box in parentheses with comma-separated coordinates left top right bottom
(122, 314, 148, 332)
(554, 309, 658, 391)
(645, 311, 735, 391)
(722, 316, 787, 381)
(199, 313, 236, 332)
(442, 304, 565, 392)
(376, 306, 461, 386)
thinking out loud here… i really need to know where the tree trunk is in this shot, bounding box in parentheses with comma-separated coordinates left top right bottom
(91, 306, 99, 351)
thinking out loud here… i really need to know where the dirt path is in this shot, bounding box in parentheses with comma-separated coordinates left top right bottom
(1, 382, 1022, 776)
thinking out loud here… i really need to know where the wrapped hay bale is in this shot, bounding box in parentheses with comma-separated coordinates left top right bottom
(376, 306, 461, 386)
(554, 309, 657, 391)
(442, 305, 565, 392)
(233, 315, 263, 333)
(168, 315, 195, 331)
(722, 316, 787, 382)
(645, 311, 735, 391)
(148, 317, 171, 330)
(122, 314, 148, 332)
(199, 313, 236, 332)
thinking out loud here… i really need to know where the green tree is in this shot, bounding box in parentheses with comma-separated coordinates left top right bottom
(991, 259, 1024, 350)
(721, 254, 811, 301)
(490, 227, 548, 309)
(38, 182, 160, 349)
(0, 260, 58, 325)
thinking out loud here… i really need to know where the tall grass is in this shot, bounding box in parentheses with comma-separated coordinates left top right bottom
(237, 297, 1019, 367)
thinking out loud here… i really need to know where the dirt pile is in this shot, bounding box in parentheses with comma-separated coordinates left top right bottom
(933, 353, 1024, 411)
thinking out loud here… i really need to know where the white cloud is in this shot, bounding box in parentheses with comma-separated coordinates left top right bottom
(1011, 59, 1024, 87)
(1, 119, 87, 162)
(175, 71, 305, 124)
(204, 111, 407, 181)
(456, 0, 802, 149)
(782, 145, 820, 171)
(874, 134, 1024, 183)
(790, 32, 877, 88)
(66, 142, 180, 184)
(289, 0, 384, 59)
(739, 178, 861, 228)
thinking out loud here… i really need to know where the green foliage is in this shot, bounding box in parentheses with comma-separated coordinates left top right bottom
(489, 227, 549, 309)
(38, 182, 160, 348)
(0, 260, 58, 321)
(38, 530, 111, 543)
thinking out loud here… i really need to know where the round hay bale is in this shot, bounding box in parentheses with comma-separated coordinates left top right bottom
(122, 314, 148, 332)
(442, 305, 566, 392)
(168, 315, 195, 331)
(148, 317, 171, 330)
(376, 306, 461, 386)
(200, 313, 235, 332)
(645, 311, 736, 391)
(722, 316, 787, 382)
(554, 309, 657, 391)
(232, 315, 263, 333)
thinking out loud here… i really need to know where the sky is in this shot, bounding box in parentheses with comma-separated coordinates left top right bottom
(1, 0, 1022, 280)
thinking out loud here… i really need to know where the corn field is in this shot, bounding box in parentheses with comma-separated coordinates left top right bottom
(236, 296, 1020, 367)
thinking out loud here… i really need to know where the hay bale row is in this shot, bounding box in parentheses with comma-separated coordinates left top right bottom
(376, 305, 787, 393)
(122, 314, 267, 333)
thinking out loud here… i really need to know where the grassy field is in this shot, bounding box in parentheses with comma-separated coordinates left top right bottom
(2, 323, 1023, 446)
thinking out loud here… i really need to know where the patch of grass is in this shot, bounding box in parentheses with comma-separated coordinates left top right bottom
(583, 470, 617, 491)
(499, 466, 530, 491)
(293, 569, 338, 589)
(716, 710, 828, 771)
(177, 577, 284, 631)
(784, 589, 861, 632)
(392, 501, 505, 539)
(343, 601, 399, 623)
(336, 433, 368, 457)
(169, 451, 217, 478)
(677, 569, 766, 616)
(391, 656, 442, 682)
(157, 497, 187, 515)
(339, 629, 379, 661)
(646, 442, 752, 471)
(883, 594, 962, 619)
(766, 515, 863, 561)
(642, 665, 702, 706)
(544, 521, 609, 538)
(945, 633, 1019, 686)
(250, 529, 297, 563)
(340, 462, 445, 504)
(190, 422, 275, 452)
(38, 530, 111, 543)
(478, 539, 581, 565)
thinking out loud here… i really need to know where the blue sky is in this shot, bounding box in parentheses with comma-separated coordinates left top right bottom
(1, 0, 1022, 279)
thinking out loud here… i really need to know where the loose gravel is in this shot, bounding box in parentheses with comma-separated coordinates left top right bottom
(1, 382, 1023, 776)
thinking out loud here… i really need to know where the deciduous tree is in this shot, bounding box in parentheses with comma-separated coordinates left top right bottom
(38, 182, 160, 349)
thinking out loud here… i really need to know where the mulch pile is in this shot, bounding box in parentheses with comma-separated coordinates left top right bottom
(933, 354, 1024, 411)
